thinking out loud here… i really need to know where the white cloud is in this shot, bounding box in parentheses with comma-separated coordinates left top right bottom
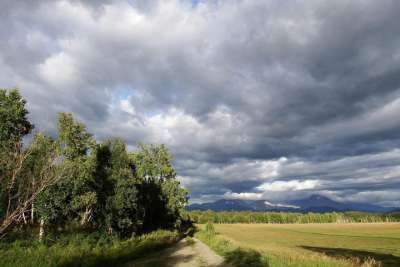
(256, 179, 320, 192)
(264, 201, 300, 209)
(1, 0, 400, 206)
(224, 192, 263, 200)
(38, 52, 78, 87)
(120, 99, 136, 115)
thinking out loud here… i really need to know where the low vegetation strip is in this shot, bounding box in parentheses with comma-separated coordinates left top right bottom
(0, 230, 179, 267)
(198, 223, 400, 267)
(189, 211, 400, 224)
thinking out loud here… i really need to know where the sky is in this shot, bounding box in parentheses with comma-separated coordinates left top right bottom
(1, 0, 400, 206)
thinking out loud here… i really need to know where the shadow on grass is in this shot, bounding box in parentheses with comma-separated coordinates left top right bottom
(225, 248, 268, 267)
(126, 240, 196, 267)
(59, 235, 268, 267)
(58, 239, 176, 267)
(302, 246, 400, 267)
(128, 238, 237, 267)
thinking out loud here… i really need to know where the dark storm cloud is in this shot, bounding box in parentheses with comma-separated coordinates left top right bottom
(1, 0, 400, 205)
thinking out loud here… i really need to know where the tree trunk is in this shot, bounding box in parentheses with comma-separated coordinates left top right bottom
(31, 178, 35, 224)
(31, 202, 34, 224)
(80, 207, 92, 226)
(22, 212, 27, 224)
(39, 219, 45, 242)
(108, 227, 113, 235)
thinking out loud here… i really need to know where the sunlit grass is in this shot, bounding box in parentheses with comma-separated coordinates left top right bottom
(196, 223, 400, 267)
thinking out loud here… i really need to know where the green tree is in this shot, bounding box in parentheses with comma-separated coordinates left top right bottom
(57, 112, 93, 159)
(19, 133, 57, 224)
(0, 132, 60, 237)
(0, 89, 33, 144)
(162, 179, 189, 229)
(36, 113, 96, 229)
(131, 144, 188, 231)
(131, 143, 176, 182)
(99, 139, 142, 237)
(0, 89, 34, 219)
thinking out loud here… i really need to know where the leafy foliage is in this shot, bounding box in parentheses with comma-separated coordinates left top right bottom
(131, 144, 189, 233)
(0, 88, 33, 143)
(0, 88, 190, 240)
(1, 89, 62, 234)
(57, 112, 94, 159)
(130, 143, 176, 182)
(0, 88, 34, 219)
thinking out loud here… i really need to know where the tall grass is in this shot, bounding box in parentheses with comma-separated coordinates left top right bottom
(0, 229, 179, 267)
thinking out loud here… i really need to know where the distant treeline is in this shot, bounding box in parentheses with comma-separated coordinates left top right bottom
(188, 210, 400, 224)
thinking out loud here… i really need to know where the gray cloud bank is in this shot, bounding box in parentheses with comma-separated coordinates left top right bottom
(1, 0, 400, 206)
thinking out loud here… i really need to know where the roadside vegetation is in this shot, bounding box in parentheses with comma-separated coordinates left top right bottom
(0, 88, 191, 266)
(196, 223, 400, 267)
(195, 223, 266, 267)
(0, 229, 178, 267)
(189, 210, 400, 224)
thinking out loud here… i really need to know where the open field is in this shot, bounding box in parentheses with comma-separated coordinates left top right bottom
(198, 223, 400, 267)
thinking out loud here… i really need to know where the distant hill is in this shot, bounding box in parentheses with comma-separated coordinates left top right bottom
(187, 194, 397, 213)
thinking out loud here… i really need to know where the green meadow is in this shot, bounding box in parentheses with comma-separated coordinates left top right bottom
(196, 223, 400, 267)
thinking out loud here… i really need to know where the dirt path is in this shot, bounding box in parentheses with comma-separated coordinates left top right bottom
(128, 238, 232, 267)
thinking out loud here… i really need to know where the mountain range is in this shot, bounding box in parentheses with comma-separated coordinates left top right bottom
(187, 195, 397, 213)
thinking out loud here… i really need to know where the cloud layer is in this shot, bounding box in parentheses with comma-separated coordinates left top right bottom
(1, 0, 400, 206)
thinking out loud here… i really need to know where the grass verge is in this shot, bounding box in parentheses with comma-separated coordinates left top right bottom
(0, 229, 179, 267)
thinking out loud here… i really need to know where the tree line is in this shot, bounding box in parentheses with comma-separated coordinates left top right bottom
(0, 88, 189, 239)
(189, 210, 400, 224)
